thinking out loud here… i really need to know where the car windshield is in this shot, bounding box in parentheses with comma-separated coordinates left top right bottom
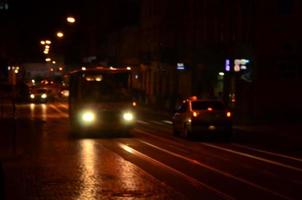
(31, 88, 48, 94)
(191, 101, 225, 110)
(36, 89, 48, 93)
(81, 73, 132, 102)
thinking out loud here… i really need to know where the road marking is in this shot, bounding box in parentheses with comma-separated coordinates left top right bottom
(49, 104, 68, 118)
(202, 143, 302, 173)
(137, 120, 150, 125)
(162, 120, 173, 124)
(233, 144, 302, 162)
(135, 129, 293, 200)
(150, 120, 165, 126)
(119, 143, 234, 200)
(58, 103, 68, 109)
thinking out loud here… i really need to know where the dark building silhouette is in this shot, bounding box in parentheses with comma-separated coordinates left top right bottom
(113, 0, 302, 121)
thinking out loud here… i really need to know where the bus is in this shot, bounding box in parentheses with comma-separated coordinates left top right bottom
(68, 66, 136, 136)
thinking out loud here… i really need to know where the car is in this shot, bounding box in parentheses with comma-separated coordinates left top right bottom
(29, 87, 52, 103)
(172, 96, 232, 140)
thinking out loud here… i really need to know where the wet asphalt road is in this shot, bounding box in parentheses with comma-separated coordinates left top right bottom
(1, 102, 302, 200)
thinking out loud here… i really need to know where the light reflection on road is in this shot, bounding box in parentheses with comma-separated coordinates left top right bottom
(41, 104, 47, 121)
(29, 103, 47, 121)
(30, 103, 35, 119)
(78, 139, 97, 199)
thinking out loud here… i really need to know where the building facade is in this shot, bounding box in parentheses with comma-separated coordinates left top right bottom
(118, 0, 302, 122)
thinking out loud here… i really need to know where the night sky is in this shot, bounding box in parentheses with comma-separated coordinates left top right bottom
(1, 0, 139, 62)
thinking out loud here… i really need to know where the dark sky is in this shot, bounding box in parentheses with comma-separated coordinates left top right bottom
(1, 0, 139, 62)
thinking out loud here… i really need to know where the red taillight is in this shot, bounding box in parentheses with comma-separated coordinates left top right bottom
(226, 111, 232, 118)
(207, 107, 213, 111)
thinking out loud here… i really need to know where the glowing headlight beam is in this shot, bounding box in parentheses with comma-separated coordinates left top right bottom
(41, 93, 47, 99)
(123, 112, 134, 121)
(82, 111, 95, 123)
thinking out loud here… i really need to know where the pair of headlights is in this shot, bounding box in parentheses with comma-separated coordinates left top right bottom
(80, 110, 135, 124)
(30, 93, 47, 99)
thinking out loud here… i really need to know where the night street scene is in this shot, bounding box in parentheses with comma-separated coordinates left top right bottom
(1, 0, 302, 199)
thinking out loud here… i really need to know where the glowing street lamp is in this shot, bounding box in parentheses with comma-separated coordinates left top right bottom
(56, 31, 64, 38)
(66, 16, 76, 23)
(45, 58, 51, 62)
(40, 40, 45, 45)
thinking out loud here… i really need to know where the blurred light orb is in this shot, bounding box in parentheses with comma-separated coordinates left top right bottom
(56, 32, 64, 38)
(66, 17, 76, 23)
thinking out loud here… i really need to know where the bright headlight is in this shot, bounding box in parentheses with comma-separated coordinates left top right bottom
(41, 93, 47, 99)
(30, 94, 35, 99)
(81, 111, 95, 123)
(123, 112, 134, 121)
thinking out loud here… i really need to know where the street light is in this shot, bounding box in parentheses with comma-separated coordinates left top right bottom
(56, 31, 64, 38)
(66, 16, 76, 24)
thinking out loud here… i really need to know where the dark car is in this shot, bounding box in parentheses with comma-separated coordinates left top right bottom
(29, 87, 52, 103)
(172, 96, 232, 140)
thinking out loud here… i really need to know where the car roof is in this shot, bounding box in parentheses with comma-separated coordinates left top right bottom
(186, 97, 223, 103)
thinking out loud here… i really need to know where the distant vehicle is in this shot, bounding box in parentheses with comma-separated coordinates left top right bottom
(29, 87, 52, 103)
(172, 96, 232, 140)
(59, 86, 69, 98)
(68, 66, 136, 136)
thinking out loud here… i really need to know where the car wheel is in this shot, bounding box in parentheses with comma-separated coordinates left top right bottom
(182, 123, 191, 139)
(172, 124, 180, 136)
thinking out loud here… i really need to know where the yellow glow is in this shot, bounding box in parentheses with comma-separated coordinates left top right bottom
(78, 140, 97, 199)
(52, 61, 56, 64)
(45, 40, 51, 44)
(61, 90, 69, 97)
(67, 16, 76, 23)
(227, 111, 232, 118)
(132, 101, 137, 107)
(82, 111, 95, 123)
(120, 144, 134, 154)
(40, 40, 45, 45)
(123, 112, 134, 121)
(41, 93, 47, 99)
(41, 104, 47, 121)
(56, 31, 64, 38)
(189, 96, 198, 100)
(45, 45, 50, 49)
(81, 67, 86, 71)
(43, 50, 49, 54)
(30, 94, 35, 99)
(193, 111, 198, 117)
(30, 103, 35, 119)
(45, 58, 51, 62)
(126, 66, 131, 70)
